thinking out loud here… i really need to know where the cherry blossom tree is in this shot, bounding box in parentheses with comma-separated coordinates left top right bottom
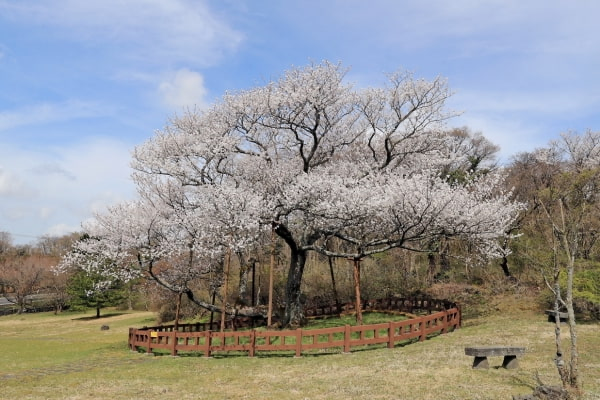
(57, 172, 267, 327)
(130, 62, 523, 327)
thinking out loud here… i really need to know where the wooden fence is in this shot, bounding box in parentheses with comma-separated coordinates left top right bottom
(128, 296, 461, 357)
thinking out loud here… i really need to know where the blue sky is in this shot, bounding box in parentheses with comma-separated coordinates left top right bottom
(1, 0, 599, 245)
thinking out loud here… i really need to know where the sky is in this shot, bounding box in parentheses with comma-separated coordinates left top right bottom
(1, 0, 599, 245)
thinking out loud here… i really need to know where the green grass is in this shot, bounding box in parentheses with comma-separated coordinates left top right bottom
(1, 305, 599, 399)
(304, 311, 410, 327)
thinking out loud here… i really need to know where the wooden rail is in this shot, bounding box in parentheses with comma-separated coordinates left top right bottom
(128, 296, 461, 357)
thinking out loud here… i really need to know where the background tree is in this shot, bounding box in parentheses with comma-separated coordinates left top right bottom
(0, 231, 13, 255)
(0, 254, 48, 313)
(56, 234, 132, 318)
(66, 268, 126, 318)
(36, 233, 81, 257)
(427, 127, 502, 281)
(508, 130, 600, 393)
(46, 270, 70, 314)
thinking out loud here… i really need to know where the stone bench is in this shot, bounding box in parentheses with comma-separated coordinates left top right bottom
(545, 310, 568, 323)
(465, 346, 526, 369)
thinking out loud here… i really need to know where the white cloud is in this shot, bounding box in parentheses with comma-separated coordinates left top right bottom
(30, 162, 77, 180)
(158, 69, 209, 111)
(0, 100, 107, 132)
(450, 113, 544, 163)
(0, 166, 32, 197)
(44, 223, 81, 238)
(0, 136, 136, 244)
(39, 207, 53, 220)
(0, 0, 243, 67)
(323, 0, 600, 50)
(451, 88, 598, 117)
(447, 85, 600, 162)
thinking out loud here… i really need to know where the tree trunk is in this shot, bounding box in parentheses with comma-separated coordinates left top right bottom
(565, 254, 579, 390)
(16, 296, 25, 315)
(557, 198, 579, 391)
(237, 255, 251, 306)
(552, 283, 569, 387)
(426, 252, 436, 285)
(440, 240, 451, 273)
(282, 247, 308, 327)
(96, 305, 101, 318)
(209, 289, 216, 329)
(500, 237, 512, 277)
(500, 256, 511, 277)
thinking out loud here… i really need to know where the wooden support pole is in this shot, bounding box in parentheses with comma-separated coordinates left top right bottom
(353, 258, 363, 325)
(251, 260, 256, 307)
(268, 227, 275, 327)
(221, 248, 232, 332)
(328, 255, 341, 314)
(174, 291, 182, 331)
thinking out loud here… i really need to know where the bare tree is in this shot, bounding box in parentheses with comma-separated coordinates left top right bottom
(0, 232, 13, 255)
(512, 130, 600, 393)
(0, 255, 48, 313)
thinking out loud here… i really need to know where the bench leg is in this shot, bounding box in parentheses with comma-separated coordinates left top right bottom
(502, 355, 519, 369)
(472, 356, 489, 369)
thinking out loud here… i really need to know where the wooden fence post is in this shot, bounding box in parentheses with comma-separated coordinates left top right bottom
(419, 317, 427, 342)
(387, 321, 394, 349)
(441, 309, 448, 334)
(170, 331, 178, 356)
(128, 328, 134, 351)
(344, 325, 351, 353)
(204, 331, 212, 358)
(295, 328, 302, 357)
(249, 329, 256, 357)
(146, 331, 152, 355)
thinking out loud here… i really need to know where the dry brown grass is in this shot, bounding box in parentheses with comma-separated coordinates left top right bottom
(0, 299, 598, 399)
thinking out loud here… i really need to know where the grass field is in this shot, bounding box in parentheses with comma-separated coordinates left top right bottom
(1, 298, 598, 400)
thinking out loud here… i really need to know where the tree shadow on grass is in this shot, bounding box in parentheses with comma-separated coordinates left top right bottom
(72, 312, 127, 321)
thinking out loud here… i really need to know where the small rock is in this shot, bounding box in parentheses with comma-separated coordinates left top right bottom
(101, 325, 110, 330)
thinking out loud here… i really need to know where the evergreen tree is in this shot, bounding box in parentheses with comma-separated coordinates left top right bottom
(67, 267, 126, 318)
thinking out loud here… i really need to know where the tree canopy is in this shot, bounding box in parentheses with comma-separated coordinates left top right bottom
(60, 62, 523, 326)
